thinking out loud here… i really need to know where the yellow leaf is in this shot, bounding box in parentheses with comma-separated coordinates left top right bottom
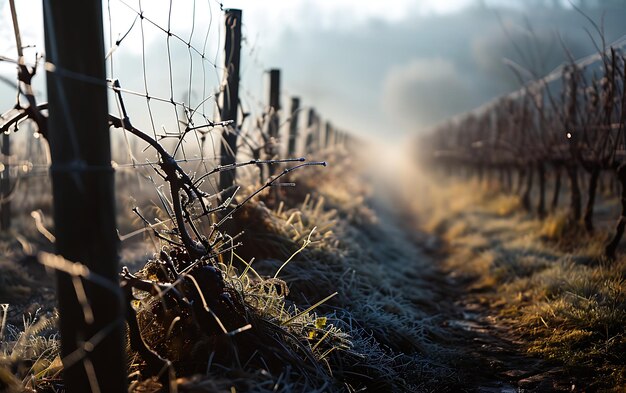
(315, 317, 327, 329)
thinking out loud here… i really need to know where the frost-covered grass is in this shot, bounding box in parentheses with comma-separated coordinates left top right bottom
(0, 148, 459, 392)
(419, 176, 626, 390)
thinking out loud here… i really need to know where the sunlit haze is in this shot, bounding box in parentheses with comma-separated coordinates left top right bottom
(0, 0, 623, 141)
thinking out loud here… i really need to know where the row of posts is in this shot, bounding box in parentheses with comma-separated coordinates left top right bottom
(2, 4, 354, 392)
(0, 8, 353, 232)
(218, 8, 351, 191)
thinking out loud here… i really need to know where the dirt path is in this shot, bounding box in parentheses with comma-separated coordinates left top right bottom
(373, 197, 578, 392)
(438, 271, 575, 392)
(359, 148, 578, 392)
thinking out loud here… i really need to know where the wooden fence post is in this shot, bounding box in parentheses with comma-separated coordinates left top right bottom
(324, 121, 332, 149)
(43, 0, 126, 391)
(305, 108, 316, 154)
(287, 96, 300, 157)
(266, 69, 280, 175)
(1, 132, 10, 231)
(3, 0, 18, 232)
(219, 9, 242, 191)
(267, 69, 281, 141)
(313, 113, 321, 152)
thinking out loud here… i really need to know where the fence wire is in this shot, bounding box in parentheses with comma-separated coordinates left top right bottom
(0, 1, 351, 391)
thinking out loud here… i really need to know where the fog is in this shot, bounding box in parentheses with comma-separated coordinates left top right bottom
(248, 1, 626, 138)
(1, 0, 626, 141)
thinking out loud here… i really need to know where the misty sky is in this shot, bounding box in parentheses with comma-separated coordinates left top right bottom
(230, 0, 626, 138)
(1, 0, 626, 142)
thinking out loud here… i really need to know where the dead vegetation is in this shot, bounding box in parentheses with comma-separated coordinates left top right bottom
(418, 176, 626, 390)
(0, 148, 463, 392)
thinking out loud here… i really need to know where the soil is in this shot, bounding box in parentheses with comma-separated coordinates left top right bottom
(403, 225, 580, 392)
(435, 269, 580, 392)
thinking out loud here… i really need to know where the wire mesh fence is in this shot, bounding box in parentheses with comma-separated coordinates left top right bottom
(0, 1, 355, 391)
